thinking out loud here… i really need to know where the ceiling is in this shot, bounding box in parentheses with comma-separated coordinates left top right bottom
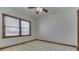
(10, 7, 64, 19)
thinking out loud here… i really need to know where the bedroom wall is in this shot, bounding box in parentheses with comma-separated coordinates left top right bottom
(37, 7, 77, 46)
(0, 7, 36, 47)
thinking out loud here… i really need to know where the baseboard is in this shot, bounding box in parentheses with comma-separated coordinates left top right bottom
(0, 39, 36, 50)
(0, 39, 77, 50)
(35, 39, 77, 48)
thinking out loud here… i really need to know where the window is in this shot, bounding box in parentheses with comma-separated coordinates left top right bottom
(2, 14, 31, 38)
(21, 20, 30, 35)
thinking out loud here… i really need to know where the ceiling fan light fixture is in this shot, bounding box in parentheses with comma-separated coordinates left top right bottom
(39, 8, 43, 13)
(36, 7, 43, 13)
(36, 7, 40, 11)
(28, 7, 48, 14)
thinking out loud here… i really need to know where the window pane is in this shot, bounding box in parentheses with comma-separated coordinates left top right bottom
(21, 21, 30, 35)
(21, 28, 30, 35)
(4, 16, 19, 36)
(5, 16, 19, 27)
(5, 27, 19, 36)
(21, 21, 29, 27)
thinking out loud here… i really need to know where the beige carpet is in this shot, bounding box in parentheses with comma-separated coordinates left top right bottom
(2, 40, 76, 51)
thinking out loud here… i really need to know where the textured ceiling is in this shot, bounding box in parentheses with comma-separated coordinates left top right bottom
(9, 7, 70, 19)
(9, 7, 78, 19)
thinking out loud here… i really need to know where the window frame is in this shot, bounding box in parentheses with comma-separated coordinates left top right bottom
(2, 13, 31, 38)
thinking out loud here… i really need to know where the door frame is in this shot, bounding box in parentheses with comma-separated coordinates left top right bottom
(77, 9, 79, 51)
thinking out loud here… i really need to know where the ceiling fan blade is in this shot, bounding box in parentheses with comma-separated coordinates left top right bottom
(28, 7, 36, 9)
(36, 11, 39, 14)
(43, 8, 48, 13)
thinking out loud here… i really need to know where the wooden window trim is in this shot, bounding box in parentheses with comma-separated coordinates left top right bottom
(2, 13, 31, 38)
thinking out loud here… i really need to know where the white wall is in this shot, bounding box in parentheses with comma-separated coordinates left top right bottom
(37, 7, 77, 46)
(0, 7, 77, 48)
(0, 7, 36, 48)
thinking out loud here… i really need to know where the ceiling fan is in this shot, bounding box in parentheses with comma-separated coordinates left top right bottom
(28, 7, 48, 14)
